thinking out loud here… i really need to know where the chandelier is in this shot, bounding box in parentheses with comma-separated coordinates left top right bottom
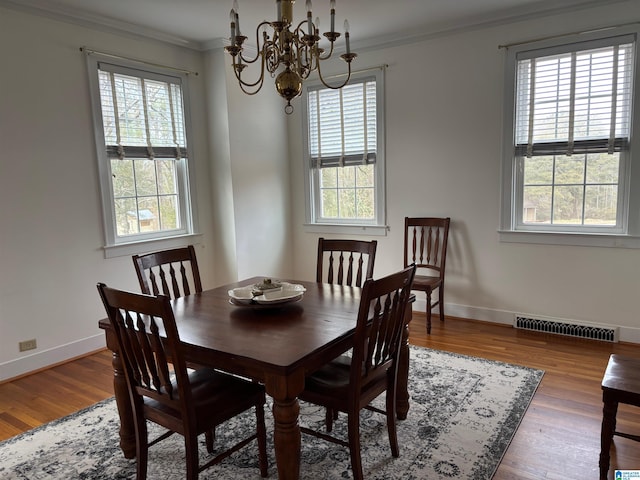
(225, 0, 357, 114)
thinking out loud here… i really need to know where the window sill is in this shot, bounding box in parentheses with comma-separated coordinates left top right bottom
(304, 223, 388, 237)
(498, 230, 640, 248)
(103, 233, 203, 259)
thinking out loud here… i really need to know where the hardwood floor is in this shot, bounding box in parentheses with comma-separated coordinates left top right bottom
(1, 314, 639, 479)
(0, 350, 114, 439)
(409, 315, 640, 480)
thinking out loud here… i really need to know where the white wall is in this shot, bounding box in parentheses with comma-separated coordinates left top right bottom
(289, 1, 640, 343)
(203, 45, 292, 285)
(3, 1, 640, 382)
(224, 55, 292, 281)
(0, 7, 290, 381)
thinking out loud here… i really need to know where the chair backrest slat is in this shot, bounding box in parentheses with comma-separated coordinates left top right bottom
(351, 265, 416, 395)
(133, 245, 202, 299)
(317, 238, 378, 288)
(404, 217, 450, 279)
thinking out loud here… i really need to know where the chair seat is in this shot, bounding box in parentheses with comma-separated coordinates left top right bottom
(411, 275, 442, 292)
(602, 354, 640, 403)
(145, 368, 265, 431)
(302, 355, 392, 410)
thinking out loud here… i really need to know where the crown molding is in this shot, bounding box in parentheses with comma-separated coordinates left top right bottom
(352, 0, 634, 54)
(0, 0, 205, 50)
(1, 0, 633, 54)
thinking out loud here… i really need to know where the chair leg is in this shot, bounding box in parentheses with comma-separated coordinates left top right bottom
(599, 395, 618, 480)
(386, 385, 399, 458)
(425, 290, 433, 335)
(438, 286, 445, 323)
(255, 403, 269, 478)
(325, 408, 339, 432)
(205, 429, 215, 453)
(347, 413, 364, 480)
(325, 408, 334, 432)
(184, 433, 200, 480)
(135, 417, 149, 480)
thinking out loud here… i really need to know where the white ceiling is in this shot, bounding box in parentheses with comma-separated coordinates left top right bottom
(1, 0, 624, 50)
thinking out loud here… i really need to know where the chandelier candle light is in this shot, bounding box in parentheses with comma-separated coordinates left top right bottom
(225, 0, 357, 113)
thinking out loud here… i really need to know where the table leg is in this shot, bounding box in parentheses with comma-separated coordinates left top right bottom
(105, 330, 136, 459)
(265, 371, 304, 480)
(396, 302, 413, 420)
(599, 392, 618, 480)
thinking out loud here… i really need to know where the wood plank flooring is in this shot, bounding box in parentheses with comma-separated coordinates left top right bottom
(1, 314, 639, 479)
(409, 315, 640, 480)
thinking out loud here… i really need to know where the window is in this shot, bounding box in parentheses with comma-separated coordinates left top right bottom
(501, 28, 640, 246)
(87, 55, 197, 254)
(302, 69, 386, 233)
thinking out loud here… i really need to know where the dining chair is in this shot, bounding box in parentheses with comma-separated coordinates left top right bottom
(599, 354, 640, 479)
(299, 264, 416, 480)
(97, 283, 268, 480)
(316, 237, 379, 430)
(403, 217, 450, 334)
(132, 245, 202, 299)
(316, 238, 378, 288)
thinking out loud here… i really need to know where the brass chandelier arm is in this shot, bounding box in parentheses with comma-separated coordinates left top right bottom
(315, 57, 353, 90)
(293, 45, 312, 81)
(263, 42, 280, 74)
(232, 52, 268, 91)
(317, 34, 338, 61)
(238, 20, 274, 65)
(238, 81, 267, 96)
(293, 20, 310, 39)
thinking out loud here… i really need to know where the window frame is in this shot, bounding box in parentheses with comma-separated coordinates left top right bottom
(301, 68, 387, 236)
(86, 54, 200, 257)
(500, 26, 640, 248)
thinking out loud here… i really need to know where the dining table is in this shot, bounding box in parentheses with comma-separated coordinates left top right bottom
(98, 276, 414, 480)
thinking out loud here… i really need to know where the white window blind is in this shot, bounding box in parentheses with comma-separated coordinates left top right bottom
(98, 63, 188, 161)
(307, 77, 377, 168)
(514, 38, 634, 157)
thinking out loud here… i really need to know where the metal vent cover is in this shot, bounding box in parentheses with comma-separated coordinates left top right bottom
(514, 315, 618, 342)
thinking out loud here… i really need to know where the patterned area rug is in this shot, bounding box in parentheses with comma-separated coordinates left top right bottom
(0, 346, 543, 479)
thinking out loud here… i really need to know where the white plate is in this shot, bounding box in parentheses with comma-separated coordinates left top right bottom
(254, 291, 304, 304)
(279, 282, 306, 293)
(227, 287, 255, 305)
(228, 283, 306, 306)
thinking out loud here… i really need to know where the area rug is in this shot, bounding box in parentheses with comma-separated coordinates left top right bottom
(0, 346, 543, 479)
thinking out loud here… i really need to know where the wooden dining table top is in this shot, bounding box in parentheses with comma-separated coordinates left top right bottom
(99, 277, 362, 365)
(166, 277, 362, 378)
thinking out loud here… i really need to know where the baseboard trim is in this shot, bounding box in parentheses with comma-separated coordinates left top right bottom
(0, 334, 106, 383)
(411, 298, 514, 325)
(410, 299, 640, 344)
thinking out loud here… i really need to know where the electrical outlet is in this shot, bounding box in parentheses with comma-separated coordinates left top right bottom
(19, 339, 37, 352)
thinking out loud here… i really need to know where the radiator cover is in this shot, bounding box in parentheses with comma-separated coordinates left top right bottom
(514, 315, 618, 342)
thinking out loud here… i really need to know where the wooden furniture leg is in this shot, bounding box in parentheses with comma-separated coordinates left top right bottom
(396, 320, 411, 420)
(105, 330, 136, 459)
(599, 392, 617, 480)
(425, 290, 433, 334)
(396, 295, 415, 420)
(265, 370, 304, 480)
